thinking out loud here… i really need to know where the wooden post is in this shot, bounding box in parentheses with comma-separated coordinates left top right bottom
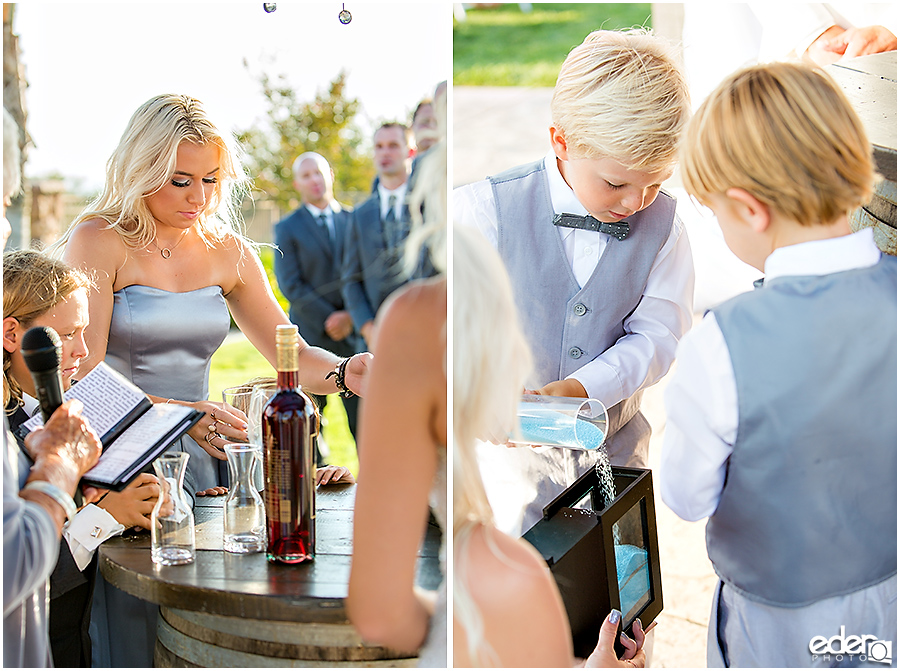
(30, 180, 64, 249)
(4, 4, 30, 249)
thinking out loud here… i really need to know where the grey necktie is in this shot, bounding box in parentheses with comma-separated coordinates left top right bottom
(318, 213, 332, 243)
(384, 195, 401, 250)
(384, 195, 397, 224)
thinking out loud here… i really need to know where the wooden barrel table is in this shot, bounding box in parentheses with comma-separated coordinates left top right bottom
(98, 485, 443, 667)
(827, 52, 898, 255)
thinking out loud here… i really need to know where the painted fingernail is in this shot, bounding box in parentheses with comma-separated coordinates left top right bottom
(608, 609, 621, 624)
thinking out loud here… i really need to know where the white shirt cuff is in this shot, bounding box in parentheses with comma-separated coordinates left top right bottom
(63, 504, 125, 570)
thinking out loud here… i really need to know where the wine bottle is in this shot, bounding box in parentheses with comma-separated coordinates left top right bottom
(262, 324, 316, 564)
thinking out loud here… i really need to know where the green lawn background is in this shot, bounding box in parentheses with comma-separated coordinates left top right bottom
(454, 3, 653, 86)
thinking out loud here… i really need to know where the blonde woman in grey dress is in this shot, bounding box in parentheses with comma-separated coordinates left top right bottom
(56, 93, 372, 667)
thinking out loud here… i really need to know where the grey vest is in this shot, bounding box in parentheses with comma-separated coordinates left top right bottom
(490, 160, 674, 449)
(708, 256, 897, 606)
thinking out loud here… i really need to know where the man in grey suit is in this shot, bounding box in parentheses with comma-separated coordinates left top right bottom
(274, 152, 361, 445)
(342, 122, 432, 349)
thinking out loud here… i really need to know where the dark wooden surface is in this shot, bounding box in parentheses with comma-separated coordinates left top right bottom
(827, 52, 897, 182)
(98, 484, 443, 624)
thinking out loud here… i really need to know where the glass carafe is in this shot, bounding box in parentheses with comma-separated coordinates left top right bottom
(151, 452, 195, 565)
(223, 443, 266, 553)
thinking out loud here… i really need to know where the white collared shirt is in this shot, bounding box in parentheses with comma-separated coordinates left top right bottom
(660, 228, 883, 522)
(377, 182, 408, 221)
(305, 201, 340, 238)
(21, 393, 125, 568)
(453, 150, 695, 409)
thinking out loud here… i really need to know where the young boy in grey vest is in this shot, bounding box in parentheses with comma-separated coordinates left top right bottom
(661, 61, 896, 667)
(454, 29, 694, 533)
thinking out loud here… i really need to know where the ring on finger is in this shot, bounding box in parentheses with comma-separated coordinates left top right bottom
(205, 431, 217, 444)
(211, 409, 217, 420)
(208, 421, 217, 433)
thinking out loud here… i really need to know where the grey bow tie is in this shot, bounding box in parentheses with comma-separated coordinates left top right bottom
(552, 212, 630, 241)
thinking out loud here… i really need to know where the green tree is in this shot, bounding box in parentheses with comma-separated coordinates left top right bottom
(237, 68, 373, 213)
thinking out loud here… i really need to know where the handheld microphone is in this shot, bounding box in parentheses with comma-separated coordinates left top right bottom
(21, 326, 66, 423)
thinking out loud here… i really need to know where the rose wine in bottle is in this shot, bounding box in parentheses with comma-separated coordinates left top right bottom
(262, 324, 316, 564)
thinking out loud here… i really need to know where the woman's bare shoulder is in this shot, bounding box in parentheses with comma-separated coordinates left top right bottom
(64, 218, 127, 267)
(464, 524, 554, 596)
(459, 524, 573, 666)
(377, 276, 446, 332)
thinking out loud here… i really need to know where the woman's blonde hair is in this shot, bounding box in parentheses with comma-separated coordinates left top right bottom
(681, 61, 875, 226)
(54, 94, 251, 254)
(550, 29, 690, 171)
(406, 82, 448, 277)
(452, 224, 533, 666)
(3, 250, 93, 411)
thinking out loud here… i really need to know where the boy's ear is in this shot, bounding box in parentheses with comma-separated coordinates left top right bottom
(3, 317, 22, 354)
(725, 187, 771, 233)
(549, 126, 570, 161)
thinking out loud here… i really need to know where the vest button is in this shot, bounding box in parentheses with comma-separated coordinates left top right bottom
(573, 303, 587, 316)
(568, 347, 583, 359)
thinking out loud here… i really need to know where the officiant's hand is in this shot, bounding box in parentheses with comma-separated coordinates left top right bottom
(98, 473, 161, 531)
(184, 400, 249, 460)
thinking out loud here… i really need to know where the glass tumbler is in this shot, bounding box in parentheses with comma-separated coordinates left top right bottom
(223, 443, 266, 553)
(510, 395, 609, 450)
(151, 452, 195, 565)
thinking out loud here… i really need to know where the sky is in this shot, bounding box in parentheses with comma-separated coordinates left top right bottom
(13, 2, 451, 192)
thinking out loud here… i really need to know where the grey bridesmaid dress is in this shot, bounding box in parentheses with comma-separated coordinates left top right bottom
(90, 285, 231, 667)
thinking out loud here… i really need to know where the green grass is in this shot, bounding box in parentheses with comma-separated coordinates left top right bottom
(208, 336, 359, 476)
(453, 3, 653, 86)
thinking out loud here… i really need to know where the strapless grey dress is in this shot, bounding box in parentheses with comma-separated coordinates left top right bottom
(106, 284, 231, 491)
(90, 285, 230, 668)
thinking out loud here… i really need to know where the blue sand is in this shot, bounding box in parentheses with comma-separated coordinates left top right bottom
(615, 543, 650, 618)
(518, 410, 605, 449)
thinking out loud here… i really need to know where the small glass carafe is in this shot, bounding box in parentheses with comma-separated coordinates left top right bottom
(223, 443, 266, 553)
(151, 452, 196, 565)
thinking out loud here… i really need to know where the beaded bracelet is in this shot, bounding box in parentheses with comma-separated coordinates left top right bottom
(23, 480, 78, 522)
(325, 356, 354, 398)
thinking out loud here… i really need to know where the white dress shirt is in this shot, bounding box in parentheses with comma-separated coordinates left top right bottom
(682, 3, 900, 107)
(377, 182, 408, 220)
(20, 393, 125, 569)
(660, 228, 883, 522)
(453, 151, 695, 410)
(306, 201, 340, 239)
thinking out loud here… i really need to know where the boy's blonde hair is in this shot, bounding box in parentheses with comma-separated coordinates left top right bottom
(54, 94, 251, 254)
(681, 62, 875, 227)
(550, 29, 690, 171)
(3, 250, 93, 410)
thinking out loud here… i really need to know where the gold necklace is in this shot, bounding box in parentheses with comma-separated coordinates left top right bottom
(151, 229, 190, 259)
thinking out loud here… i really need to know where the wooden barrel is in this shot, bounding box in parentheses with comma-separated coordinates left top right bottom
(851, 177, 897, 256)
(153, 607, 417, 668)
